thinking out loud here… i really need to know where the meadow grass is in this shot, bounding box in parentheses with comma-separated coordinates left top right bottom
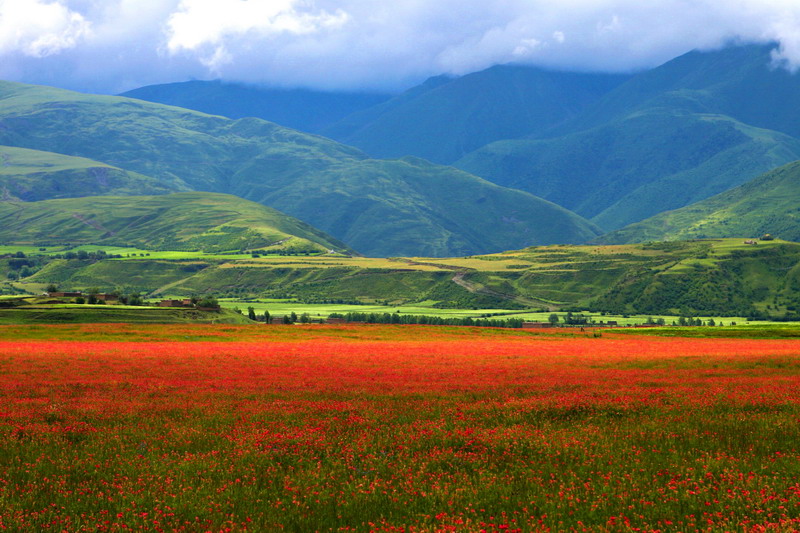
(1, 324, 799, 530)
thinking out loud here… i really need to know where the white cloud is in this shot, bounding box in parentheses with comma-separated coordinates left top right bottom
(166, 0, 348, 70)
(0, 0, 90, 57)
(3, 0, 800, 93)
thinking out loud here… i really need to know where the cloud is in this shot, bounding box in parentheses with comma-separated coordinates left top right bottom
(2, 0, 800, 93)
(166, 0, 349, 70)
(0, 0, 90, 57)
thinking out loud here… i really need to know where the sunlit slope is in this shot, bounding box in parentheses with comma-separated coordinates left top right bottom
(598, 160, 800, 244)
(19, 239, 800, 318)
(0, 80, 599, 256)
(0, 192, 352, 253)
(0, 145, 181, 200)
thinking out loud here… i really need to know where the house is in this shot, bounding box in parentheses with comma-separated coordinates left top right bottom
(159, 299, 192, 308)
(522, 322, 554, 328)
(95, 293, 118, 302)
(48, 291, 82, 298)
(326, 317, 346, 324)
(744, 240, 758, 245)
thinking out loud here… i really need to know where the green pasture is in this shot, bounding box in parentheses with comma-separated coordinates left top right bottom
(219, 298, 751, 326)
(0, 306, 251, 325)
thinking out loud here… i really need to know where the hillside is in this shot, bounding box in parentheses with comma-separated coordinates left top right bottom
(456, 44, 800, 230)
(0, 80, 599, 257)
(9, 239, 800, 318)
(598, 160, 800, 244)
(550, 43, 800, 138)
(0, 145, 181, 201)
(457, 111, 800, 229)
(323, 65, 629, 164)
(121, 80, 391, 133)
(0, 192, 351, 253)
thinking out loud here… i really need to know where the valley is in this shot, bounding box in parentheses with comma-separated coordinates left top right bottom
(6, 9, 800, 532)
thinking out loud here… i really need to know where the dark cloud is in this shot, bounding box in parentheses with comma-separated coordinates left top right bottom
(1, 0, 799, 94)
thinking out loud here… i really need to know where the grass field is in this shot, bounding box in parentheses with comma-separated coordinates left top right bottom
(0, 306, 252, 325)
(1, 323, 800, 530)
(219, 298, 752, 325)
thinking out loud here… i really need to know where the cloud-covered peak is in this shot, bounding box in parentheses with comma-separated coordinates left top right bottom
(2, 0, 800, 93)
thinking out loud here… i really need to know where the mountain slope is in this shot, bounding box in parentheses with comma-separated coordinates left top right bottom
(456, 44, 800, 230)
(597, 160, 800, 244)
(0, 192, 351, 253)
(231, 155, 601, 257)
(0, 80, 599, 256)
(550, 43, 800, 138)
(0, 145, 180, 201)
(120, 80, 391, 133)
(457, 111, 800, 229)
(322, 65, 629, 164)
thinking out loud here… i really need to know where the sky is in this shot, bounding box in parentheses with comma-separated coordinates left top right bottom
(2, 0, 800, 94)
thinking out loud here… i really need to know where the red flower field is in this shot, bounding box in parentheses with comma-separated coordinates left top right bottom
(1, 323, 799, 531)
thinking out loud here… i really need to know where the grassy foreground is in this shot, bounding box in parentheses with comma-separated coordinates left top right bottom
(1, 324, 799, 531)
(0, 306, 251, 325)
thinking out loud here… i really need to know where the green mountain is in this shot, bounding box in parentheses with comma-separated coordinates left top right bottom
(0, 80, 599, 257)
(121, 80, 391, 133)
(0, 192, 351, 253)
(551, 43, 800, 138)
(457, 111, 800, 229)
(456, 44, 800, 230)
(598, 160, 800, 244)
(0, 145, 180, 201)
(323, 65, 629, 164)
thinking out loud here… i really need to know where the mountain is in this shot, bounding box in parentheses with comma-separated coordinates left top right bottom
(597, 160, 800, 244)
(0, 80, 599, 257)
(457, 112, 800, 229)
(120, 80, 392, 133)
(549, 43, 800, 138)
(456, 44, 800, 230)
(322, 65, 630, 164)
(0, 145, 181, 201)
(0, 192, 351, 253)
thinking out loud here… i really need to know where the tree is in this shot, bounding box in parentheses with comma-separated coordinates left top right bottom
(263, 310, 271, 323)
(247, 307, 256, 320)
(87, 288, 100, 305)
(548, 313, 559, 325)
(197, 296, 219, 309)
(46, 283, 58, 293)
